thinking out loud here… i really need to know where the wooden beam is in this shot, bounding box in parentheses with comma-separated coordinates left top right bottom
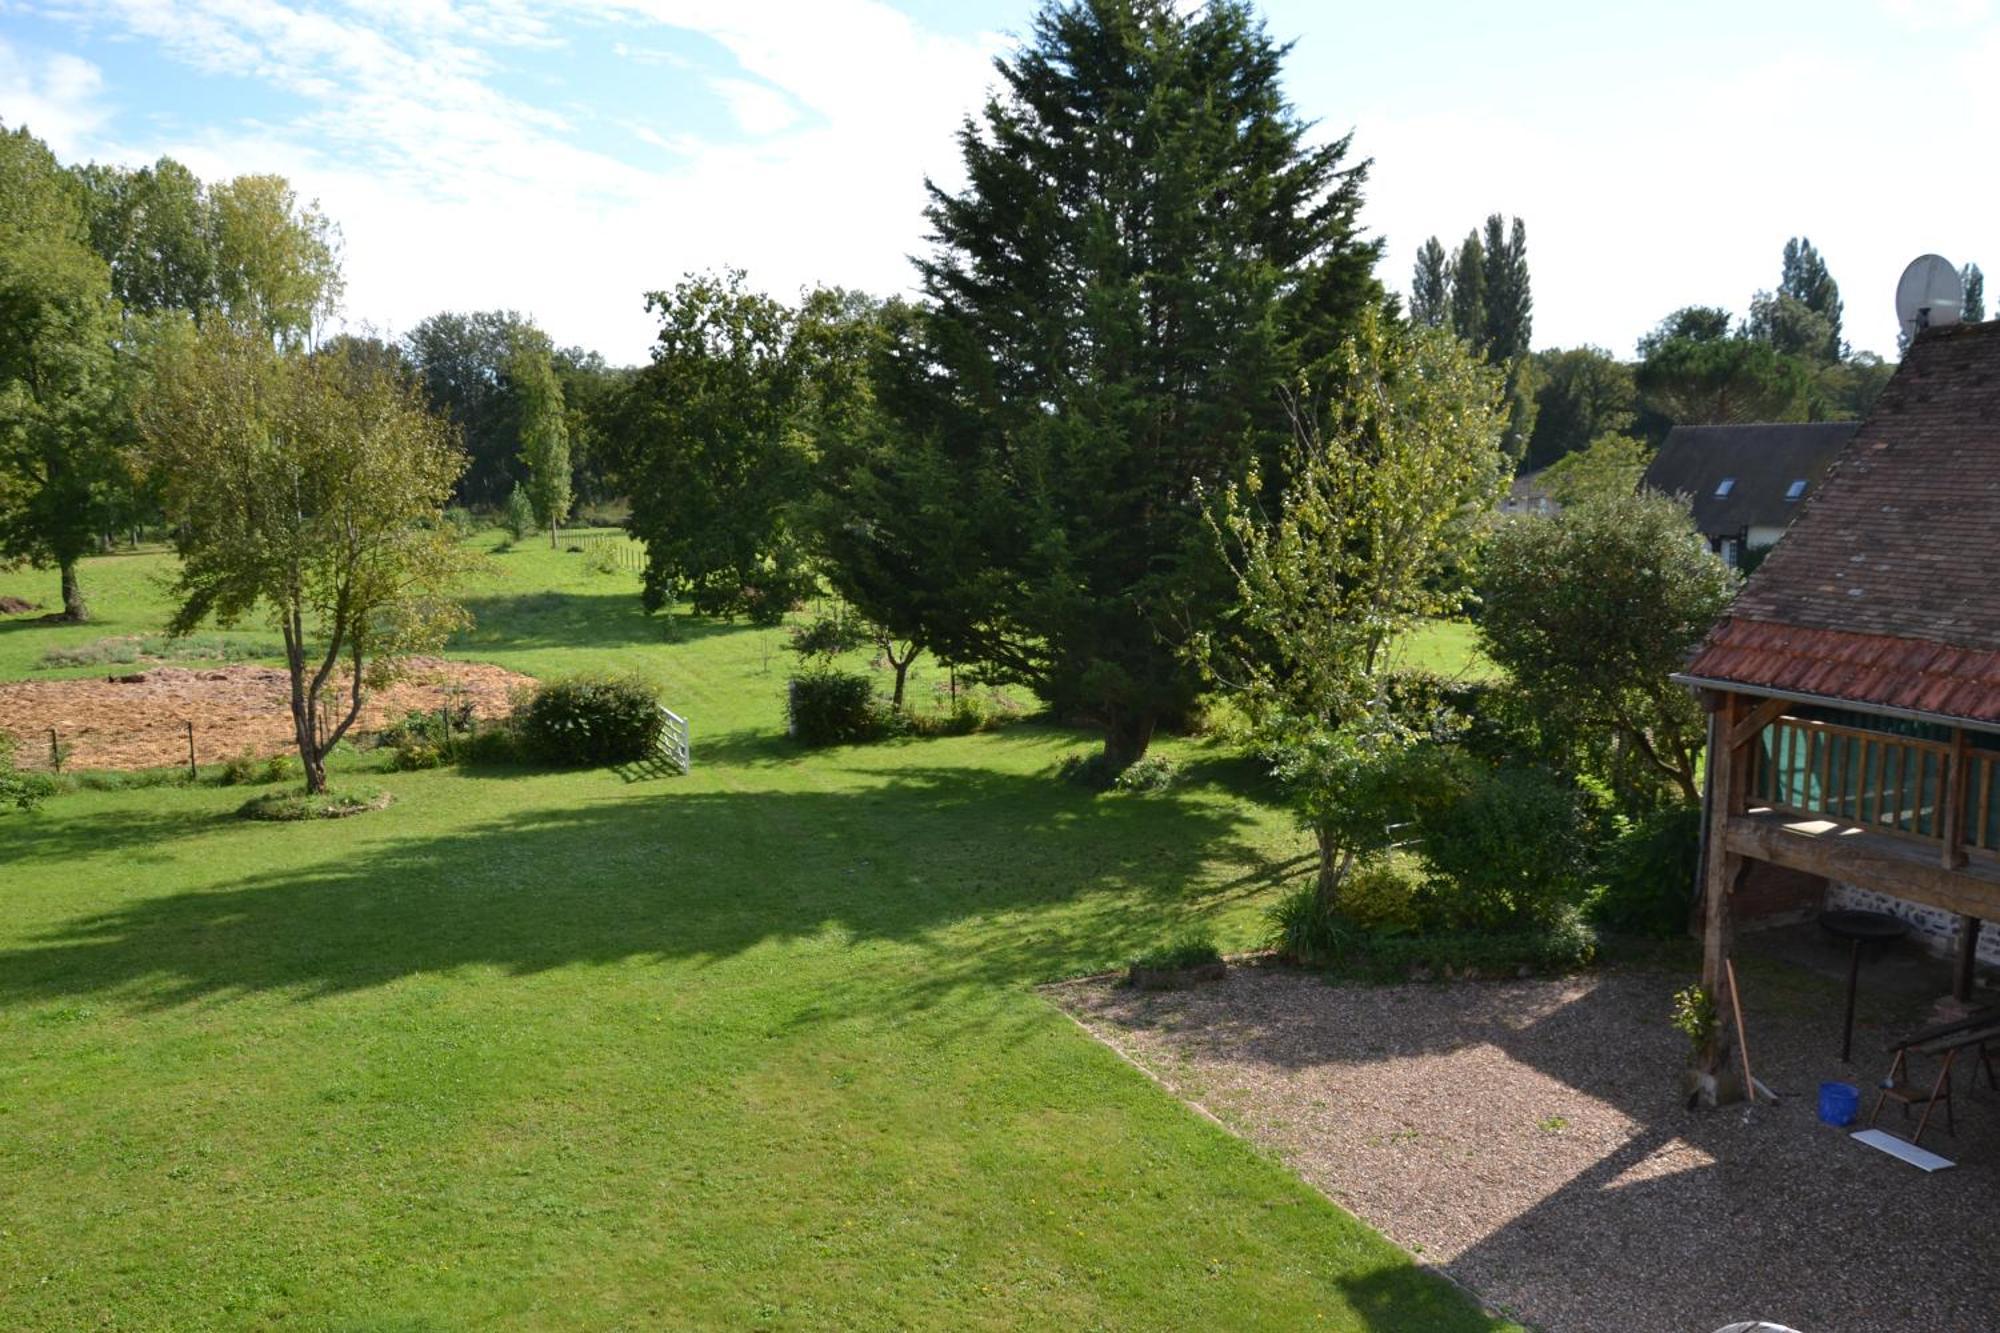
(1722, 814, 2000, 921)
(1728, 695, 1792, 752)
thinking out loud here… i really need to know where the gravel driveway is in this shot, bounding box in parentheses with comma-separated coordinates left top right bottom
(1053, 954, 2000, 1333)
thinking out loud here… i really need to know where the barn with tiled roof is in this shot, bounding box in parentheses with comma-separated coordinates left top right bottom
(1678, 320, 2000, 1099)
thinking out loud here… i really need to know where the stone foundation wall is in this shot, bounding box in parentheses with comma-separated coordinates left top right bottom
(1824, 881, 2000, 967)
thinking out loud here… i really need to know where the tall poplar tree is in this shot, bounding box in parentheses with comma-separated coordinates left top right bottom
(1448, 231, 1485, 349)
(1963, 263, 1985, 323)
(1779, 237, 1843, 361)
(509, 329, 572, 547)
(1410, 237, 1450, 328)
(1480, 214, 1532, 361)
(889, 0, 1382, 769)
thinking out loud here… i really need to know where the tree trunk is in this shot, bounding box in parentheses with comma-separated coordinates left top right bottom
(549, 517, 558, 549)
(1315, 827, 1354, 912)
(59, 560, 88, 623)
(1100, 711, 1156, 772)
(892, 659, 910, 711)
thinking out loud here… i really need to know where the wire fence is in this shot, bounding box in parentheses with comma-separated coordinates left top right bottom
(558, 528, 647, 573)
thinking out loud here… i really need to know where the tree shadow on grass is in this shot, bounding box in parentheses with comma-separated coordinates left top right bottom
(451, 591, 757, 657)
(0, 804, 229, 866)
(0, 764, 1272, 1018)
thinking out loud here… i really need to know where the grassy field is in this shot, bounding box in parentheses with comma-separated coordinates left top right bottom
(0, 541, 1511, 1329)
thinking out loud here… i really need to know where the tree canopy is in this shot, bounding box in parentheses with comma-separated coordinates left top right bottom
(606, 271, 832, 623)
(0, 123, 129, 620)
(1479, 491, 1738, 808)
(875, 0, 1382, 767)
(137, 325, 467, 792)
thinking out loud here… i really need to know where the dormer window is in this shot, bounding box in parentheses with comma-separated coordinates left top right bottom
(1715, 478, 1736, 497)
(1785, 479, 1808, 501)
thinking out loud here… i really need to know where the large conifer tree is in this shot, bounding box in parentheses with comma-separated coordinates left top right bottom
(891, 0, 1382, 768)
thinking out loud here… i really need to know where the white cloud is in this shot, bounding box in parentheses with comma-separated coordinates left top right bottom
(23, 0, 1000, 361)
(709, 76, 798, 136)
(0, 39, 111, 156)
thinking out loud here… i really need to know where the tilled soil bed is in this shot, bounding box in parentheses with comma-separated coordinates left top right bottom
(0, 657, 533, 771)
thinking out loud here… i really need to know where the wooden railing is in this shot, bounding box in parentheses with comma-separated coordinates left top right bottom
(1752, 715, 2000, 862)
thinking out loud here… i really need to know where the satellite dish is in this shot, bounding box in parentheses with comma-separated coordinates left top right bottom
(1896, 254, 1963, 344)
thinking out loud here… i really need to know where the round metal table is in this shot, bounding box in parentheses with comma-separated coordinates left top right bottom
(1819, 909, 1911, 1062)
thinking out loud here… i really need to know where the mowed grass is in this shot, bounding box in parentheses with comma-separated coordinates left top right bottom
(0, 541, 1511, 1329)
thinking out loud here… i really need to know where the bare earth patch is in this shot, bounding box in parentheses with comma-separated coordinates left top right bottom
(0, 656, 533, 770)
(1053, 958, 2000, 1333)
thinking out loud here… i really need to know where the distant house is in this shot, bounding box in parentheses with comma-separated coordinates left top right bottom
(1677, 320, 2000, 1026)
(1497, 469, 1558, 518)
(1641, 422, 1858, 567)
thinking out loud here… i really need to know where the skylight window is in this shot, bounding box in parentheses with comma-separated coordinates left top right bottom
(1714, 478, 1736, 497)
(1785, 479, 1808, 501)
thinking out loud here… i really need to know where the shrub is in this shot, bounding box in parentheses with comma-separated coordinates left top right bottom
(787, 670, 879, 747)
(1267, 883, 1595, 977)
(518, 674, 663, 765)
(0, 735, 57, 812)
(1591, 805, 1703, 937)
(1337, 852, 1426, 932)
(219, 750, 297, 786)
(239, 785, 390, 821)
(1357, 910, 1597, 979)
(1111, 754, 1178, 793)
(1057, 751, 1119, 790)
(1267, 883, 1358, 967)
(1417, 764, 1593, 931)
(388, 741, 445, 771)
(441, 506, 478, 538)
(1131, 926, 1223, 972)
(459, 722, 523, 766)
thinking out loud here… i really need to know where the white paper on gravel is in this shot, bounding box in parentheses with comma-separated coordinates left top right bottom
(1851, 1128, 1955, 1171)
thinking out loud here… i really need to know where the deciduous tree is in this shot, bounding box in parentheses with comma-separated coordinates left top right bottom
(1538, 432, 1647, 506)
(0, 123, 129, 621)
(137, 327, 468, 793)
(1197, 313, 1506, 899)
(1526, 345, 1636, 469)
(606, 270, 820, 623)
(1479, 491, 1737, 807)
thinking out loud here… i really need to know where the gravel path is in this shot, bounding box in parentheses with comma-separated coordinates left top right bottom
(1054, 958, 2000, 1333)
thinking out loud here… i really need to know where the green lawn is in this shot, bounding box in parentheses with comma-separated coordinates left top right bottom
(1390, 619, 1498, 681)
(0, 542, 1511, 1329)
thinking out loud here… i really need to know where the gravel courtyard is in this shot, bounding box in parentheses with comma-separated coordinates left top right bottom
(1053, 944, 2000, 1333)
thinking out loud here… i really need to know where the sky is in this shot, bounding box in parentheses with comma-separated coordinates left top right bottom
(1, 0, 1994, 365)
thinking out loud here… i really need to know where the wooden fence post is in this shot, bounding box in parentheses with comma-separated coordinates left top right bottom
(185, 720, 197, 780)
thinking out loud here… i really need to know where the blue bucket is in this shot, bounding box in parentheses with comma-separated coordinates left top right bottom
(1818, 1081, 1860, 1127)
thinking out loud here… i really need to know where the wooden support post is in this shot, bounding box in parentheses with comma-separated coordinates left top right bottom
(1942, 729, 1971, 869)
(1701, 694, 1746, 999)
(185, 720, 197, 781)
(1955, 916, 1983, 1003)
